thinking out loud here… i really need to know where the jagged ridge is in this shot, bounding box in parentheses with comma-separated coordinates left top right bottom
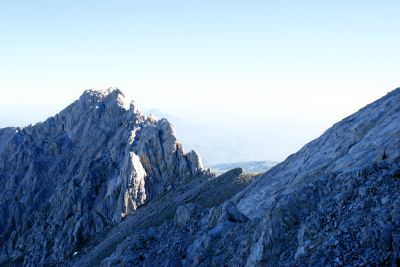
(96, 88, 400, 266)
(0, 88, 203, 265)
(1, 87, 400, 267)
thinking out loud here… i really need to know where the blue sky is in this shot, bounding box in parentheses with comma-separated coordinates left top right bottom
(1, 1, 399, 161)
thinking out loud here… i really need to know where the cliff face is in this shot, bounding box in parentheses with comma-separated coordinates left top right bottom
(0, 89, 202, 265)
(89, 88, 399, 267)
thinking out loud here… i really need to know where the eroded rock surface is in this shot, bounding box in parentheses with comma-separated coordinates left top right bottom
(0, 89, 202, 266)
(1, 87, 400, 267)
(98, 88, 400, 267)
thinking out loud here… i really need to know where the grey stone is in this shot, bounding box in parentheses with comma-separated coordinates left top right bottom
(225, 201, 249, 223)
(174, 204, 197, 226)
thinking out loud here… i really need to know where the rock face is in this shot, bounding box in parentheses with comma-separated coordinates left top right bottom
(1, 87, 400, 267)
(0, 89, 203, 265)
(93, 88, 400, 267)
(198, 88, 400, 266)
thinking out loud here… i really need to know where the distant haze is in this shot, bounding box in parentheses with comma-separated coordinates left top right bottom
(0, 1, 399, 163)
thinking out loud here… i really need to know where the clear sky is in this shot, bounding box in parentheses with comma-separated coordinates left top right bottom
(0, 1, 399, 161)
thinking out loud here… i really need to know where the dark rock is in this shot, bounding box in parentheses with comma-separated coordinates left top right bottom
(225, 201, 249, 223)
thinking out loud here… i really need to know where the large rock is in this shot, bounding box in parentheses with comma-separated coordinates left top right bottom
(0, 88, 203, 266)
(174, 204, 198, 226)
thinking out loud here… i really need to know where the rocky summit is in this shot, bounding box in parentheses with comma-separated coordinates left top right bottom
(0, 88, 400, 267)
(0, 89, 203, 266)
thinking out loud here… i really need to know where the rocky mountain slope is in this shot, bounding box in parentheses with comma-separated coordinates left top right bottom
(74, 88, 400, 267)
(0, 89, 203, 266)
(70, 168, 258, 267)
(1, 87, 399, 267)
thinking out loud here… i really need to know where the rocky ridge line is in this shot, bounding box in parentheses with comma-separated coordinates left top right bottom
(0, 88, 203, 266)
(96, 88, 400, 266)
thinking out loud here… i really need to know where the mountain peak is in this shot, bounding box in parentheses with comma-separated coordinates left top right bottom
(0, 88, 203, 265)
(82, 87, 124, 98)
(79, 87, 129, 111)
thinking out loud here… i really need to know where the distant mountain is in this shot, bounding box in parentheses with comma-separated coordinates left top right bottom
(144, 109, 288, 166)
(210, 161, 278, 174)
